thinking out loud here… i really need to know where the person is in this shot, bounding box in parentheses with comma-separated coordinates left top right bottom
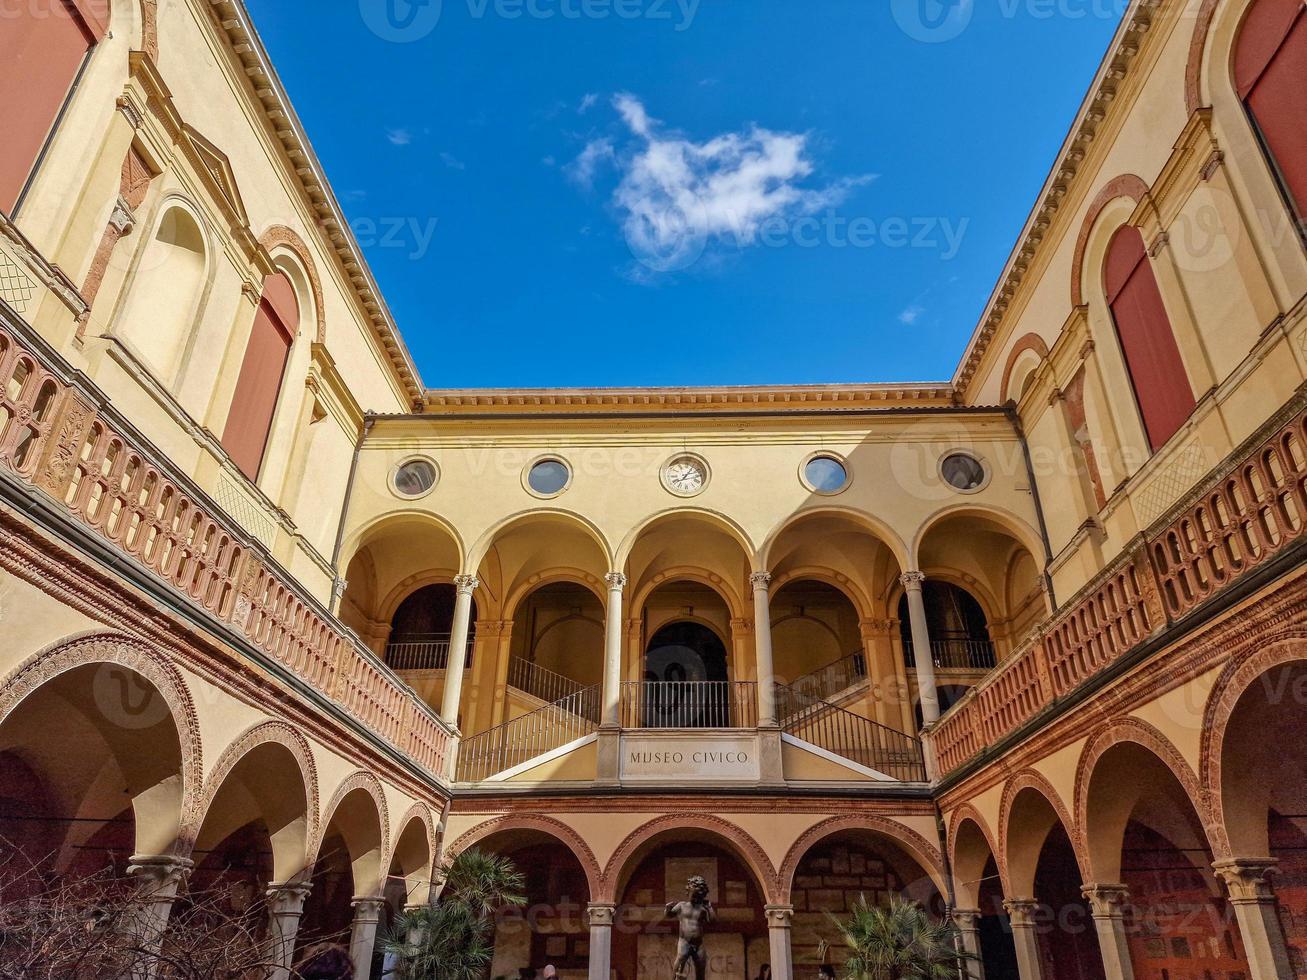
(753, 965, 772, 980)
(665, 875, 715, 980)
(297, 942, 353, 979)
(543, 968, 558, 979)
(818, 966, 836, 979)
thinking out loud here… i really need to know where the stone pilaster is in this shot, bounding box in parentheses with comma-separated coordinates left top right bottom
(348, 896, 387, 979)
(765, 904, 795, 980)
(1002, 899, 1044, 980)
(265, 881, 312, 980)
(951, 907, 986, 980)
(126, 855, 193, 980)
(587, 903, 616, 980)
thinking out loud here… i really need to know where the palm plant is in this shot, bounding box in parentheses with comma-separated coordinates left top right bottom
(382, 848, 526, 980)
(830, 897, 975, 980)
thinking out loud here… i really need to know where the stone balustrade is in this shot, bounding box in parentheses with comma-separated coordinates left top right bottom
(0, 308, 453, 779)
(932, 395, 1307, 776)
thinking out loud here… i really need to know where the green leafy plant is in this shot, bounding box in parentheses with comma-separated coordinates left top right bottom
(382, 849, 526, 980)
(829, 897, 975, 980)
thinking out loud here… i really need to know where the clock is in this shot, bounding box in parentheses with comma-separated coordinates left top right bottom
(662, 454, 709, 497)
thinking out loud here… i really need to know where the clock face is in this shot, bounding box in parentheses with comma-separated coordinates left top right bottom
(664, 457, 707, 496)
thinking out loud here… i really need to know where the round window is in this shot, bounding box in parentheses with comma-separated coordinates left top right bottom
(392, 458, 438, 498)
(526, 458, 572, 497)
(940, 452, 987, 492)
(803, 455, 849, 494)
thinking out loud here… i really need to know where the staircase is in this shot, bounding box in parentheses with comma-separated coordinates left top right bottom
(775, 681, 926, 782)
(455, 683, 601, 782)
(786, 650, 869, 703)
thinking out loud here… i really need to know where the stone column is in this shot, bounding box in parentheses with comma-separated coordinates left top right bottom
(125, 855, 193, 979)
(602, 573, 627, 728)
(1213, 858, 1294, 980)
(587, 904, 615, 980)
(265, 881, 312, 980)
(900, 571, 941, 725)
(951, 908, 985, 980)
(1003, 899, 1044, 980)
(1082, 884, 1134, 980)
(765, 905, 795, 980)
(439, 574, 479, 728)
(751, 572, 778, 727)
(349, 896, 387, 979)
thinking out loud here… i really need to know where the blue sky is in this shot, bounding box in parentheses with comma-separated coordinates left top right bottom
(244, 0, 1124, 388)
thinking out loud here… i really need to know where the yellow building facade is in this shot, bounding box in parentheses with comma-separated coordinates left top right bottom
(0, 0, 1304, 978)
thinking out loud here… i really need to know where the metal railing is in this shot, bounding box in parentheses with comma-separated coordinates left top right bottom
(904, 637, 997, 671)
(776, 683, 926, 782)
(507, 657, 587, 705)
(455, 685, 601, 783)
(619, 680, 758, 730)
(787, 650, 868, 702)
(384, 632, 474, 671)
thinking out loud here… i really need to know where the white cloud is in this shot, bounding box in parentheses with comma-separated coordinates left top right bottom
(386, 128, 414, 146)
(440, 151, 466, 170)
(578, 93, 599, 114)
(566, 137, 616, 188)
(582, 94, 870, 273)
(898, 304, 925, 326)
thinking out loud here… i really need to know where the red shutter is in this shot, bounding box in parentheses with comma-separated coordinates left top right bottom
(222, 274, 298, 480)
(1237, 0, 1307, 223)
(0, 1, 104, 214)
(1106, 228, 1196, 453)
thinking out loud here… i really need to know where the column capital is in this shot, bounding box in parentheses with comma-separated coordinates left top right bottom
(586, 903, 617, 927)
(750, 571, 773, 590)
(1213, 858, 1279, 902)
(351, 896, 388, 921)
(730, 616, 755, 635)
(1081, 883, 1131, 917)
(1002, 898, 1040, 926)
(127, 855, 194, 896)
(860, 618, 895, 635)
(764, 904, 794, 927)
(899, 570, 927, 590)
(453, 574, 480, 595)
(605, 572, 627, 591)
(267, 881, 313, 914)
(950, 907, 982, 929)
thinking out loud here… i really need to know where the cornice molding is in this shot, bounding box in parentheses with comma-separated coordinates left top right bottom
(421, 383, 958, 414)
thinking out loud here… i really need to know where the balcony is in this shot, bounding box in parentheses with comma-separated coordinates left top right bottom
(904, 637, 998, 671)
(619, 680, 758, 730)
(384, 632, 475, 672)
(929, 396, 1307, 777)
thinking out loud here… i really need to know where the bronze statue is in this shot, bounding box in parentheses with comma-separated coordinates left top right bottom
(665, 875, 715, 980)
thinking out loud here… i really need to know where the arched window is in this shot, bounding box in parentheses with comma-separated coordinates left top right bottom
(222, 271, 298, 480)
(1105, 226, 1196, 452)
(1235, 0, 1306, 230)
(122, 206, 207, 381)
(0, 1, 108, 214)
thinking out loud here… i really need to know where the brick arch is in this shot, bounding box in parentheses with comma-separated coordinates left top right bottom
(998, 768, 1087, 893)
(139, 0, 159, 60)
(312, 769, 391, 866)
(1073, 716, 1213, 878)
(599, 813, 777, 905)
(0, 631, 203, 844)
(188, 719, 319, 853)
(948, 804, 1003, 892)
(1185, 0, 1223, 115)
(391, 801, 439, 871)
(258, 225, 326, 345)
(1070, 174, 1152, 308)
(1201, 632, 1307, 859)
(444, 814, 602, 901)
(999, 332, 1051, 403)
(776, 814, 947, 904)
